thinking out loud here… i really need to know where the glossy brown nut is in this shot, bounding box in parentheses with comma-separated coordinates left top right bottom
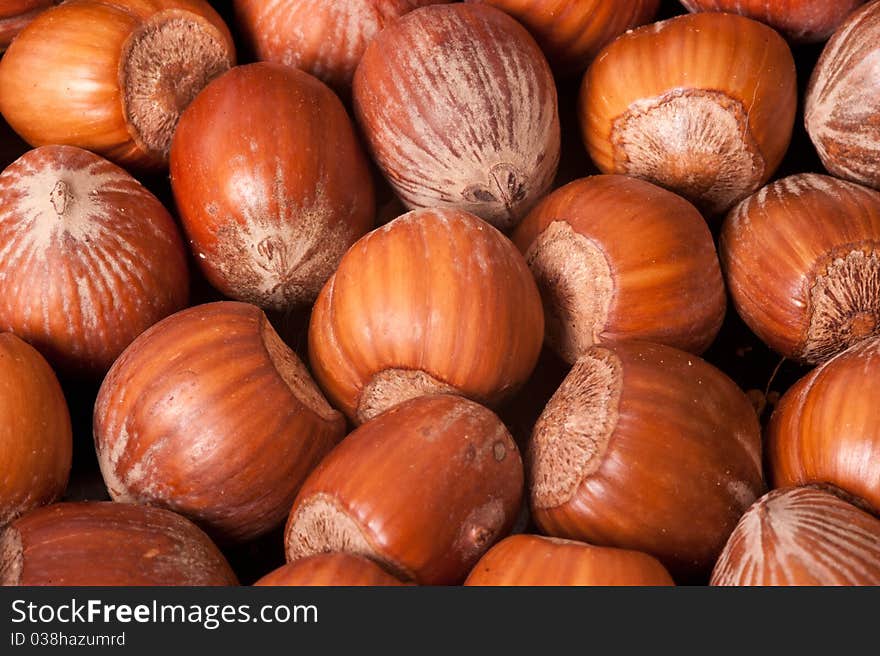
(464, 534, 674, 586)
(94, 301, 346, 543)
(0, 0, 54, 50)
(806, 2, 880, 190)
(233, 0, 443, 94)
(712, 486, 880, 586)
(579, 12, 796, 216)
(170, 62, 374, 311)
(255, 553, 407, 587)
(529, 341, 765, 580)
(353, 3, 560, 230)
(0, 145, 189, 376)
(720, 174, 880, 364)
(512, 175, 725, 363)
(468, 0, 659, 74)
(767, 336, 880, 513)
(679, 0, 867, 43)
(285, 394, 524, 585)
(0, 333, 71, 527)
(308, 208, 545, 424)
(0, 502, 237, 586)
(0, 0, 235, 170)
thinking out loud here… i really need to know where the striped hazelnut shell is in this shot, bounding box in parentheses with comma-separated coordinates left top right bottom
(0, 502, 237, 586)
(170, 62, 375, 311)
(233, 0, 444, 95)
(94, 301, 346, 543)
(579, 12, 796, 216)
(467, 0, 659, 75)
(0, 145, 189, 376)
(805, 1, 880, 190)
(255, 553, 407, 587)
(679, 0, 867, 43)
(711, 486, 880, 586)
(464, 534, 674, 586)
(0, 0, 235, 170)
(0, 0, 55, 50)
(767, 336, 880, 513)
(353, 2, 560, 230)
(0, 333, 71, 527)
(308, 207, 545, 424)
(512, 175, 725, 363)
(720, 173, 880, 364)
(529, 340, 765, 580)
(285, 394, 524, 586)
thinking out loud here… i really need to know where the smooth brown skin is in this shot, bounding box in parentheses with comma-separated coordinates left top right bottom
(465, 534, 674, 586)
(0, 0, 54, 50)
(805, 2, 880, 190)
(255, 553, 407, 587)
(513, 175, 725, 362)
(353, 3, 560, 230)
(720, 174, 880, 364)
(767, 337, 880, 513)
(580, 12, 796, 216)
(233, 0, 443, 94)
(285, 394, 524, 586)
(170, 62, 374, 311)
(680, 0, 866, 42)
(0, 145, 190, 376)
(93, 301, 346, 543)
(0, 502, 237, 586)
(531, 341, 765, 580)
(308, 207, 545, 423)
(0, 333, 71, 527)
(0, 0, 235, 170)
(469, 0, 659, 74)
(711, 486, 880, 586)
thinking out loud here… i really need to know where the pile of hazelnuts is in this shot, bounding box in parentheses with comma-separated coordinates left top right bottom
(0, 0, 879, 588)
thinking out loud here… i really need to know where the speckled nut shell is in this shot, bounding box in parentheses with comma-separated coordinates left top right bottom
(0, 0, 235, 170)
(353, 2, 560, 230)
(529, 341, 764, 580)
(285, 394, 524, 586)
(170, 62, 374, 311)
(579, 12, 797, 216)
(720, 174, 880, 364)
(308, 207, 545, 424)
(712, 486, 880, 586)
(767, 336, 880, 513)
(512, 175, 725, 363)
(805, 1, 880, 190)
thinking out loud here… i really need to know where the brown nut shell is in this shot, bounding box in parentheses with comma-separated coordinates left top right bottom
(468, 0, 659, 74)
(680, 0, 867, 43)
(513, 175, 725, 363)
(805, 1, 880, 190)
(0, 0, 55, 50)
(767, 336, 880, 513)
(720, 174, 880, 364)
(0, 502, 236, 586)
(0, 0, 235, 170)
(0, 333, 71, 527)
(285, 394, 524, 585)
(464, 534, 674, 586)
(579, 12, 796, 216)
(353, 3, 560, 230)
(94, 301, 345, 543)
(255, 553, 407, 587)
(308, 207, 545, 424)
(170, 62, 374, 311)
(529, 341, 765, 580)
(711, 486, 880, 586)
(233, 0, 443, 94)
(0, 145, 189, 376)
